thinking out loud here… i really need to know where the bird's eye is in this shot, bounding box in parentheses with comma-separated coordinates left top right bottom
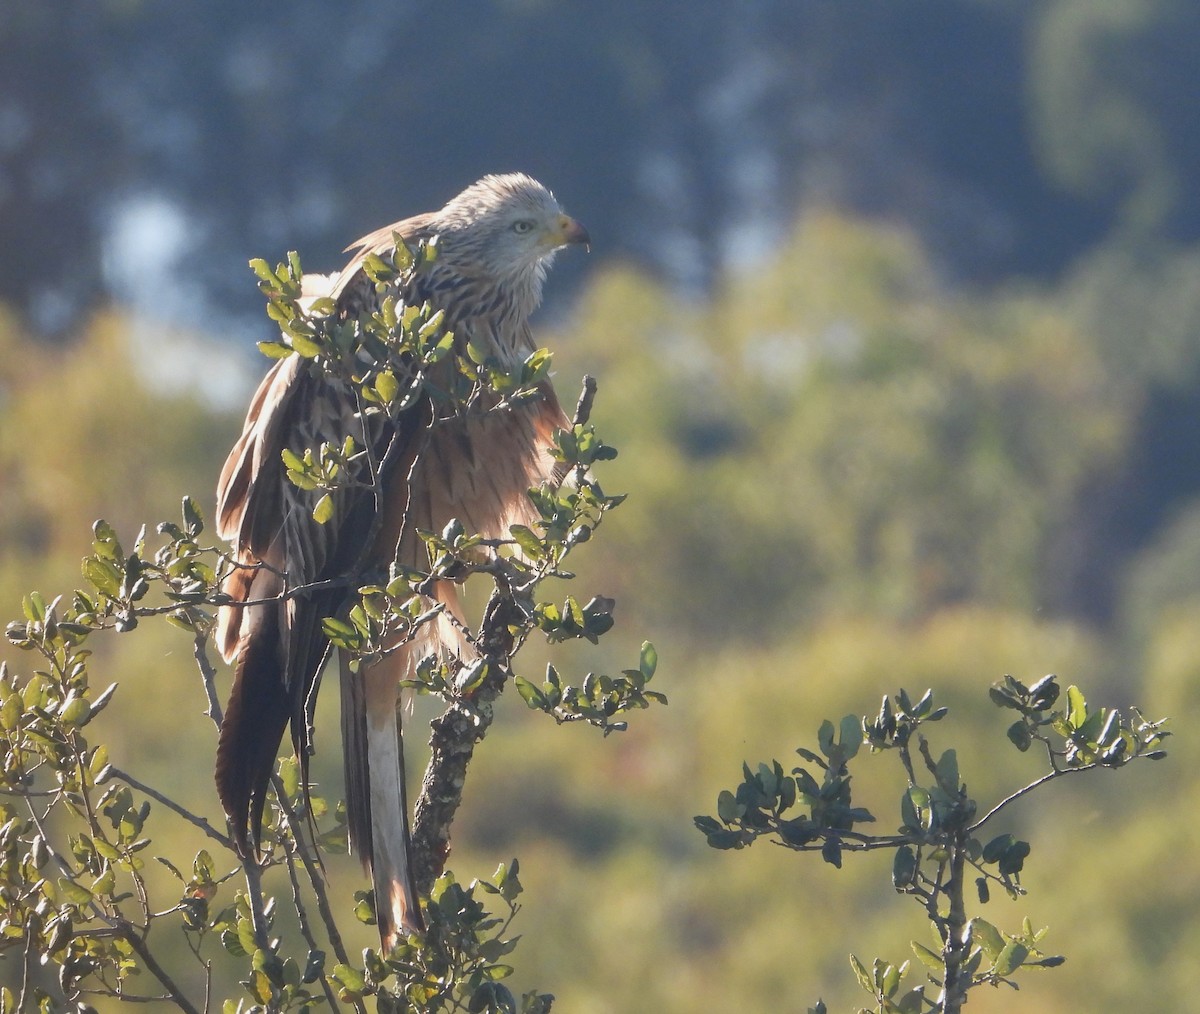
(512, 220, 535, 234)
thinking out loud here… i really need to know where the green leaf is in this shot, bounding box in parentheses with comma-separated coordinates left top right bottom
(509, 524, 545, 559)
(250, 969, 273, 1004)
(1029, 674, 1060, 709)
(817, 720, 835, 758)
(59, 693, 91, 727)
(880, 962, 901, 997)
(993, 940, 1029, 977)
(934, 749, 959, 793)
(716, 790, 743, 823)
(850, 954, 874, 995)
(821, 838, 842, 868)
(375, 370, 400, 403)
(290, 332, 323, 358)
(638, 643, 657, 681)
(312, 493, 334, 525)
(467, 337, 490, 365)
(278, 756, 301, 799)
(839, 714, 862, 759)
(1007, 720, 1032, 751)
(911, 941, 942, 971)
(982, 833, 1015, 864)
(514, 677, 547, 710)
(248, 258, 279, 284)
(969, 918, 1005, 960)
(892, 845, 918, 889)
(22, 591, 46, 622)
(1066, 684, 1087, 729)
(82, 557, 122, 598)
(57, 877, 93, 907)
(0, 695, 20, 732)
(998, 839, 1030, 877)
(303, 949, 326, 984)
(257, 340, 293, 359)
(236, 918, 257, 957)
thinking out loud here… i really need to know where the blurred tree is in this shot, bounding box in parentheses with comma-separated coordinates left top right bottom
(1029, 0, 1200, 238)
(0, 310, 234, 601)
(555, 212, 1129, 637)
(11, 0, 1200, 334)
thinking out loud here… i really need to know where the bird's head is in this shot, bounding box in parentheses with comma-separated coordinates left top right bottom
(432, 173, 589, 288)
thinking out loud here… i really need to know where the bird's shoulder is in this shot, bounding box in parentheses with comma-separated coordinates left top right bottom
(310, 210, 439, 313)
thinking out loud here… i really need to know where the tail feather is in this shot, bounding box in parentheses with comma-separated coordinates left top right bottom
(215, 610, 290, 856)
(340, 650, 424, 946)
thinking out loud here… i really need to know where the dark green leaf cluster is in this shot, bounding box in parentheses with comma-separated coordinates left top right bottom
(210, 891, 330, 1012)
(991, 673, 1168, 769)
(547, 423, 617, 473)
(514, 641, 664, 735)
(251, 241, 445, 385)
(322, 567, 436, 667)
(699, 678, 1168, 1013)
(694, 714, 873, 864)
(849, 954, 926, 1014)
(334, 861, 553, 1014)
(21, 500, 220, 641)
(0, 590, 192, 1007)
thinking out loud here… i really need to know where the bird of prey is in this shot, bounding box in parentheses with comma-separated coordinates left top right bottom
(212, 174, 589, 949)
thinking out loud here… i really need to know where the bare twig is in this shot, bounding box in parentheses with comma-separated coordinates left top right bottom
(78, 988, 175, 1005)
(193, 634, 224, 728)
(273, 783, 360, 1008)
(120, 924, 203, 1014)
(968, 766, 1088, 834)
(240, 854, 272, 952)
(18, 912, 34, 1013)
(108, 766, 233, 851)
(277, 821, 348, 1014)
(572, 374, 598, 427)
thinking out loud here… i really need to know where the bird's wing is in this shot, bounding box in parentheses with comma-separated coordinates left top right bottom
(213, 251, 430, 858)
(325, 211, 439, 306)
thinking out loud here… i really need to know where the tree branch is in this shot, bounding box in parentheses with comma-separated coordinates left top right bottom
(968, 766, 1088, 835)
(277, 821, 351, 1014)
(409, 592, 522, 892)
(108, 766, 232, 851)
(119, 923, 203, 1014)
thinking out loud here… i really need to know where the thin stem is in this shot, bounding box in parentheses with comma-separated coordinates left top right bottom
(273, 784, 359, 992)
(278, 826, 347, 1014)
(968, 766, 1090, 835)
(78, 988, 175, 1005)
(18, 914, 33, 1013)
(193, 634, 224, 727)
(202, 960, 212, 1014)
(239, 852, 272, 951)
(120, 924, 203, 1014)
(108, 767, 232, 850)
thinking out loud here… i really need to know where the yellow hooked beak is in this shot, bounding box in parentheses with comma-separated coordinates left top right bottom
(547, 213, 591, 251)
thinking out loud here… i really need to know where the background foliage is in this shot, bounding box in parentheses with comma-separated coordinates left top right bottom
(2, 1, 1198, 1010)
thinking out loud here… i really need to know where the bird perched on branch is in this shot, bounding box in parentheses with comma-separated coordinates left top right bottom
(212, 174, 588, 949)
